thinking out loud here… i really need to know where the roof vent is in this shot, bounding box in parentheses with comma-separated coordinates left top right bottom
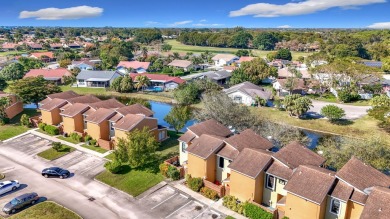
(298, 171, 302, 175)
(379, 208, 382, 212)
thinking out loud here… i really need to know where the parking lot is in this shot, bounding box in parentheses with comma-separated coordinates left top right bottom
(139, 185, 224, 219)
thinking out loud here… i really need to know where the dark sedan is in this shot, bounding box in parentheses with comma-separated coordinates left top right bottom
(41, 167, 70, 179)
(2, 192, 39, 214)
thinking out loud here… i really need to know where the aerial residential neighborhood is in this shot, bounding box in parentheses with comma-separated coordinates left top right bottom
(0, 1, 390, 219)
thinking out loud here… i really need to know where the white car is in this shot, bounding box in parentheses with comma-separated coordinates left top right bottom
(0, 181, 20, 196)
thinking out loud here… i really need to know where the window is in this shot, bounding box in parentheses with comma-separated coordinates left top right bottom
(266, 174, 275, 190)
(181, 142, 187, 153)
(279, 179, 287, 185)
(330, 198, 341, 215)
(233, 96, 242, 103)
(218, 157, 225, 169)
(110, 122, 115, 131)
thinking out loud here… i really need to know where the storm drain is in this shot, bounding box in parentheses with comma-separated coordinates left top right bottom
(88, 197, 95, 201)
(211, 214, 218, 219)
(195, 206, 202, 211)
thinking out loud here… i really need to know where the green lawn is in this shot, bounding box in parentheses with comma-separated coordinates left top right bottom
(37, 145, 75, 161)
(57, 136, 82, 144)
(8, 201, 81, 219)
(307, 94, 371, 106)
(36, 129, 57, 136)
(81, 144, 108, 154)
(0, 51, 27, 57)
(96, 131, 181, 197)
(0, 109, 40, 141)
(165, 39, 314, 60)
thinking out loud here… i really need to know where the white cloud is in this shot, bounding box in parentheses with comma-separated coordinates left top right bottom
(229, 0, 385, 17)
(169, 20, 193, 26)
(193, 23, 224, 27)
(278, 25, 292, 28)
(19, 6, 103, 20)
(199, 19, 207, 22)
(367, 22, 390, 29)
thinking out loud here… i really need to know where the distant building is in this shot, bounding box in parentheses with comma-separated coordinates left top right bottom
(224, 81, 272, 106)
(24, 68, 72, 85)
(116, 61, 150, 73)
(76, 70, 123, 88)
(212, 54, 239, 68)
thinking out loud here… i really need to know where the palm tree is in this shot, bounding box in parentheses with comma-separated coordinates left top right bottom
(254, 95, 266, 107)
(135, 75, 151, 91)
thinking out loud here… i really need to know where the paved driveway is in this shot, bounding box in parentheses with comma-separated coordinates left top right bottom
(308, 100, 371, 120)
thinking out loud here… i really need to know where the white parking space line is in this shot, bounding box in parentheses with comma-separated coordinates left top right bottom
(164, 200, 193, 218)
(151, 193, 177, 210)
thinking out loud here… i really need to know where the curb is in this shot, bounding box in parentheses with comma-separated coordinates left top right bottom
(2, 131, 31, 143)
(45, 201, 83, 219)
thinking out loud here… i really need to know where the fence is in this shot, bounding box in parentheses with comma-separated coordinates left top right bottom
(98, 139, 113, 150)
(164, 156, 185, 179)
(203, 179, 225, 198)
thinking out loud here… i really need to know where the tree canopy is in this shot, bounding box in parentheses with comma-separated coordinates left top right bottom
(0, 63, 25, 81)
(164, 106, 192, 133)
(230, 58, 277, 85)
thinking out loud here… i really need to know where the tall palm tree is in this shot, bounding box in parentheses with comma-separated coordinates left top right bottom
(135, 75, 151, 91)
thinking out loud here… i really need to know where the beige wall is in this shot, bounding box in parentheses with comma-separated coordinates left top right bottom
(87, 121, 110, 141)
(115, 129, 128, 140)
(188, 154, 207, 179)
(345, 201, 364, 219)
(179, 142, 188, 165)
(325, 197, 347, 219)
(229, 171, 264, 204)
(285, 193, 326, 219)
(216, 156, 231, 183)
(41, 109, 62, 125)
(262, 174, 288, 208)
(62, 116, 75, 134)
(73, 114, 85, 133)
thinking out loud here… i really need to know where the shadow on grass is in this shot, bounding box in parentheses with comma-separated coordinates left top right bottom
(330, 119, 354, 126)
(58, 147, 72, 153)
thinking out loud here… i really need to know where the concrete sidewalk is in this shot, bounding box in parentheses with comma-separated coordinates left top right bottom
(171, 180, 247, 219)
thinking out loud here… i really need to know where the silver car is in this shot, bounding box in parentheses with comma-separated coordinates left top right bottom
(0, 181, 20, 196)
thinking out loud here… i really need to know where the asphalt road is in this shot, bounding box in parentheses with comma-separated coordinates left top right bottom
(309, 100, 371, 120)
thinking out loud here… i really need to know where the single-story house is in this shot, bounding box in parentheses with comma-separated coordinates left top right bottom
(28, 43, 43, 50)
(236, 56, 255, 66)
(168, 60, 194, 72)
(68, 60, 95, 71)
(0, 91, 23, 119)
(193, 70, 232, 85)
(129, 73, 185, 90)
(1, 43, 18, 51)
(24, 68, 72, 84)
(76, 70, 123, 88)
(30, 52, 55, 62)
(212, 54, 239, 68)
(277, 68, 311, 80)
(50, 43, 63, 50)
(224, 81, 272, 106)
(273, 78, 307, 96)
(116, 61, 150, 73)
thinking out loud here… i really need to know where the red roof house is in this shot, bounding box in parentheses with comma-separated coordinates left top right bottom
(117, 61, 150, 73)
(24, 68, 72, 84)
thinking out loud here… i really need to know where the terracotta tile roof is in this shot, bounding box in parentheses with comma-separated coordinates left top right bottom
(24, 68, 71, 79)
(228, 148, 272, 178)
(28, 44, 43, 49)
(273, 141, 325, 169)
(30, 52, 54, 59)
(115, 104, 154, 117)
(266, 161, 294, 180)
(237, 56, 255, 63)
(178, 131, 196, 143)
(360, 187, 390, 219)
(330, 180, 354, 202)
(1, 43, 18, 49)
(187, 134, 225, 159)
(212, 54, 238, 62)
(129, 73, 186, 84)
(67, 95, 101, 104)
(114, 114, 157, 131)
(350, 190, 368, 205)
(168, 60, 192, 68)
(216, 144, 239, 160)
(50, 43, 63, 48)
(336, 157, 390, 193)
(60, 103, 90, 117)
(117, 61, 150, 70)
(89, 99, 125, 110)
(40, 98, 68, 111)
(47, 91, 80, 100)
(85, 108, 116, 124)
(277, 68, 311, 79)
(284, 165, 336, 205)
(188, 119, 232, 137)
(224, 129, 273, 151)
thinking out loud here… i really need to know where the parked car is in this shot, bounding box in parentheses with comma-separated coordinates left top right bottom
(2, 192, 39, 214)
(41, 167, 70, 179)
(0, 180, 20, 196)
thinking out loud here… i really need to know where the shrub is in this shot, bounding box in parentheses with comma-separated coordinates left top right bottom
(70, 133, 82, 143)
(187, 176, 203, 192)
(104, 160, 123, 174)
(44, 125, 59, 135)
(222, 195, 245, 215)
(159, 163, 169, 177)
(200, 187, 218, 200)
(320, 105, 346, 122)
(38, 123, 47, 131)
(84, 135, 92, 142)
(244, 203, 273, 219)
(337, 89, 360, 103)
(282, 217, 289, 219)
(52, 142, 62, 152)
(225, 217, 236, 219)
(20, 114, 31, 127)
(167, 165, 180, 180)
(90, 139, 97, 146)
(185, 174, 192, 182)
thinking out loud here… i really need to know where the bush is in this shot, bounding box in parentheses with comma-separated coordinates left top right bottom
(84, 135, 92, 142)
(187, 176, 203, 192)
(44, 125, 59, 135)
(0, 118, 8, 126)
(38, 123, 47, 131)
(90, 139, 97, 146)
(167, 165, 180, 180)
(225, 217, 236, 219)
(52, 142, 62, 152)
(244, 203, 273, 219)
(320, 105, 346, 122)
(159, 163, 169, 177)
(20, 114, 31, 127)
(222, 195, 245, 215)
(104, 160, 123, 174)
(337, 89, 360, 103)
(70, 133, 82, 143)
(200, 187, 218, 200)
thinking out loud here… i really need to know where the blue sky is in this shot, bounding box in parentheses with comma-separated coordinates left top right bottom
(1, 0, 390, 28)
